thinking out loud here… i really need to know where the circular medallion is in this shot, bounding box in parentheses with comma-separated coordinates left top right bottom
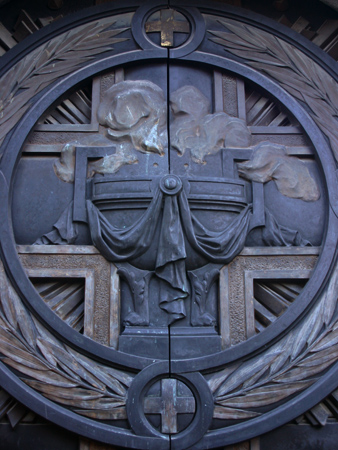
(126, 362, 213, 448)
(0, 2, 338, 449)
(145, 8, 191, 48)
(160, 174, 183, 195)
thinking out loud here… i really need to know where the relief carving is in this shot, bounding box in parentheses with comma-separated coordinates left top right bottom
(0, 19, 128, 148)
(170, 85, 252, 163)
(116, 262, 151, 326)
(0, 3, 337, 447)
(0, 260, 131, 420)
(188, 263, 221, 326)
(238, 142, 320, 201)
(54, 80, 167, 183)
(37, 80, 321, 326)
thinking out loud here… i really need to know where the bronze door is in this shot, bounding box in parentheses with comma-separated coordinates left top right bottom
(0, 2, 337, 449)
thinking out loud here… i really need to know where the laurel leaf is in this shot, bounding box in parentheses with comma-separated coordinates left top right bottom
(0, 264, 17, 328)
(324, 76, 338, 111)
(213, 405, 260, 420)
(207, 364, 240, 393)
(74, 407, 127, 420)
(57, 50, 108, 61)
(2, 358, 78, 387)
(288, 49, 314, 84)
(265, 67, 310, 97)
(67, 347, 126, 396)
(0, 325, 30, 352)
(242, 366, 269, 389)
(222, 21, 267, 50)
(209, 30, 260, 50)
(0, 19, 127, 145)
(276, 38, 301, 69)
(25, 380, 125, 410)
(44, 38, 62, 59)
(0, 315, 8, 329)
(211, 17, 338, 167)
(60, 22, 102, 51)
(269, 332, 295, 374)
(36, 338, 58, 367)
(0, 339, 47, 371)
(45, 394, 125, 410)
(216, 348, 281, 397)
(276, 82, 304, 102)
(0, 71, 17, 103)
(98, 364, 134, 388)
(7, 283, 37, 349)
(308, 59, 329, 93)
(0, 93, 33, 127)
(298, 346, 338, 367)
(303, 93, 335, 122)
(276, 357, 336, 383)
(313, 116, 338, 159)
(104, 27, 129, 37)
(312, 328, 338, 352)
(290, 303, 322, 361)
(25, 380, 104, 401)
(39, 339, 106, 391)
(232, 49, 287, 67)
(217, 380, 312, 409)
(56, 360, 83, 383)
(267, 35, 292, 65)
(322, 271, 338, 326)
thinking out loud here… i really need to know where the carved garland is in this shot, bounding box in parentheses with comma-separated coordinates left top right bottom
(209, 265, 338, 419)
(207, 20, 338, 419)
(0, 15, 337, 422)
(209, 20, 338, 160)
(0, 261, 132, 419)
(0, 18, 128, 147)
(0, 17, 131, 418)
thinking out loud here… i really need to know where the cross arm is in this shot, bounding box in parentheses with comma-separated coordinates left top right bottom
(73, 145, 116, 223)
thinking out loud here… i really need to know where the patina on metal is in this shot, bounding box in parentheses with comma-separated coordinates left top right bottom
(145, 8, 190, 47)
(0, 1, 338, 449)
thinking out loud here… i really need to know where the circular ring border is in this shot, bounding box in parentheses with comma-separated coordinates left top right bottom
(131, 2, 206, 57)
(0, 2, 337, 448)
(126, 361, 214, 450)
(0, 49, 336, 372)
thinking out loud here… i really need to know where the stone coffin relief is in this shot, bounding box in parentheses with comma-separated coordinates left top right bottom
(21, 71, 323, 357)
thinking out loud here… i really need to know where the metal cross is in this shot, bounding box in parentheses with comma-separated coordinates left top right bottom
(145, 9, 190, 47)
(144, 378, 195, 434)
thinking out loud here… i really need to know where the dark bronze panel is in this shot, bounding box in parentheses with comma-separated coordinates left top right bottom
(1, 1, 338, 449)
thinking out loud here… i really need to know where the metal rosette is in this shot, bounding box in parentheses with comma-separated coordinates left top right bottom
(0, 1, 338, 449)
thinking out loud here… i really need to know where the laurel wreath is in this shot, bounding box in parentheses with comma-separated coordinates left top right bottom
(209, 263, 338, 419)
(207, 20, 338, 420)
(0, 260, 131, 419)
(0, 15, 337, 423)
(209, 20, 338, 161)
(0, 18, 128, 147)
(0, 18, 131, 418)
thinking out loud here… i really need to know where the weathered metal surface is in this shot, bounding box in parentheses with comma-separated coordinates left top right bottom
(145, 8, 190, 47)
(0, 1, 338, 449)
(144, 378, 195, 434)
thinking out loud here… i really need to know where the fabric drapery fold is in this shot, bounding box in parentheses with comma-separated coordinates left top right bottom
(86, 185, 253, 322)
(156, 260, 188, 323)
(35, 177, 312, 323)
(178, 190, 253, 264)
(86, 187, 163, 261)
(155, 195, 188, 323)
(34, 201, 78, 245)
(262, 207, 311, 247)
